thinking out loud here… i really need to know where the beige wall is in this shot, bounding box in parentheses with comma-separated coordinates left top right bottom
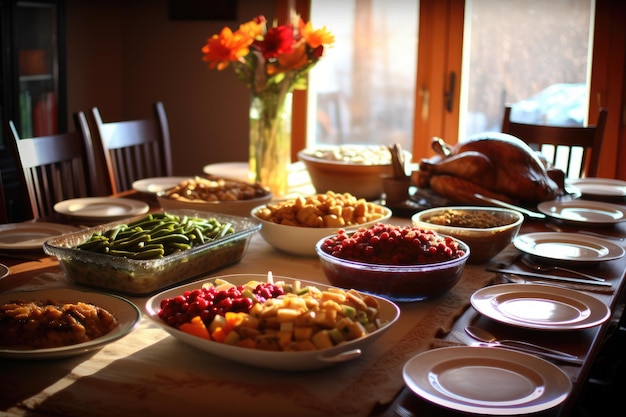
(65, 0, 275, 176)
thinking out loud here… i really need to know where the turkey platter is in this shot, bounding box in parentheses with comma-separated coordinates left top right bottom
(417, 132, 565, 205)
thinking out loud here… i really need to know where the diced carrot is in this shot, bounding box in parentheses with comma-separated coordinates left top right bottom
(211, 326, 227, 343)
(224, 312, 245, 332)
(179, 316, 211, 340)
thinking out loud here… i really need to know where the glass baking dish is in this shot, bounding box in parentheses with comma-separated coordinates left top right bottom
(43, 209, 261, 296)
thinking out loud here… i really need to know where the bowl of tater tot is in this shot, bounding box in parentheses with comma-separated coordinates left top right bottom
(250, 191, 392, 257)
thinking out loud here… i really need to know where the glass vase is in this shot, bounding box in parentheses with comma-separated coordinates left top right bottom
(249, 91, 292, 198)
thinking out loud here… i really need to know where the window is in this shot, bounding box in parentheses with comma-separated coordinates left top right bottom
(304, 0, 595, 169)
(308, 0, 418, 153)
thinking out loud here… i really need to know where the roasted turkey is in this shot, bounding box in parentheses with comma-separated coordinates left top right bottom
(417, 132, 565, 205)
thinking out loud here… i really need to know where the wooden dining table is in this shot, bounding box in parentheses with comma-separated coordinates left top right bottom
(1, 189, 625, 417)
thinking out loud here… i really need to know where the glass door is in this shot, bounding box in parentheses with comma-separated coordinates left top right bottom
(15, 0, 64, 137)
(308, 0, 419, 153)
(460, 0, 593, 139)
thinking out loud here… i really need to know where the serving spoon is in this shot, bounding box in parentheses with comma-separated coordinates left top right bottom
(464, 326, 580, 359)
(520, 257, 605, 282)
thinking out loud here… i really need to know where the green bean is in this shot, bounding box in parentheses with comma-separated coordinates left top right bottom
(76, 239, 108, 251)
(132, 248, 165, 259)
(75, 212, 236, 260)
(110, 234, 151, 248)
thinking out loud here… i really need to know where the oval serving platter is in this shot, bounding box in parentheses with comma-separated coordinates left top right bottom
(145, 273, 400, 371)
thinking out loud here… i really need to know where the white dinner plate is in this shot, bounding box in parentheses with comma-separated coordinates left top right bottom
(513, 232, 625, 263)
(146, 274, 400, 371)
(132, 176, 191, 194)
(536, 199, 626, 225)
(0, 288, 141, 359)
(0, 222, 81, 251)
(0, 263, 8, 279)
(54, 197, 149, 220)
(202, 162, 251, 183)
(470, 283, 611, 330)
(403, 346, 571, 415)
(567, 178, 626, 201)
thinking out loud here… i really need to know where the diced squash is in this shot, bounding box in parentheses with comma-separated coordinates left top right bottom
(328, 327, 345, 344)
(277, 330, 293, 349)
(294, 310, 316, 326)
(256, 334, 281, 351)
(314, 309, 337, 328)
(223, 330, 241, 345)
(293, 325, 314, 341)
(276, 308, 300, 322)
(280, 322, 294, 332)
(337, 317, 366, 340)
(312, 330, 334, 349)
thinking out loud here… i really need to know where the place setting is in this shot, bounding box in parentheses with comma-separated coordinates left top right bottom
(566, 177, 626, 202)
(131, 176, 192, 195)
(53, 197, 150, 221)
(0, 221, 82, 252)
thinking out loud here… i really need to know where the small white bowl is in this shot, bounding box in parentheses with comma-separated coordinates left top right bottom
(251, 204, 392, 257)
(157, 193, 272, 218)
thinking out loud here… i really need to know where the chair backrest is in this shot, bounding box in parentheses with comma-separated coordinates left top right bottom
(9, 112, 100, 219)
(501, 105, 608, 178)
(0, 170, 8, 223)
(92, 102, 173, 195)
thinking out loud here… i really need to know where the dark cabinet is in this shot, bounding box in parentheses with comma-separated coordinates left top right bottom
(0, 0, 66, 222)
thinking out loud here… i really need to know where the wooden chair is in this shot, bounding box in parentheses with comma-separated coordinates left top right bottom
(0, 170, 8, 223)
(501, 105, 608, 178)
(91, 102, 173, 195)
(8, 112, 100, 219)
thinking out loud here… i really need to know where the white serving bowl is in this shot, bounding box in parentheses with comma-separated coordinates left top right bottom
(145, 274, 400, 371)
(251, 201, 392, 257)
(298, 145, 411, 200)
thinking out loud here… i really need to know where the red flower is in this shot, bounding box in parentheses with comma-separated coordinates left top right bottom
(255, 25, 295, 59)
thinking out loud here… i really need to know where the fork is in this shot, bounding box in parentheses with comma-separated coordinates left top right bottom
(520, 257, 605, 282)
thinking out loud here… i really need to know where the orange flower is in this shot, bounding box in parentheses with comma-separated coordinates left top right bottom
(268, 38, 309, 75)
(202, 26, 254, 70)
(238, 16, 266, 39)
(300, 20, 335, 49)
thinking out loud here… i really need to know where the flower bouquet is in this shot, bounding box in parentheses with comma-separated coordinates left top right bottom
(201, 15, 334, 196)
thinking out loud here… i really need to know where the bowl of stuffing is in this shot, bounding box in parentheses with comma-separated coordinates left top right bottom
(156, 176, 272, 217)
(315, 224, 470, 302)
(251, 191, 392, 257)
(411, 206, 524, 264)
(298, 145, 411, 200)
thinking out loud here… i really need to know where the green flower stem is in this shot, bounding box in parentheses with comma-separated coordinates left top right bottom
(249, 90, 292, 197)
